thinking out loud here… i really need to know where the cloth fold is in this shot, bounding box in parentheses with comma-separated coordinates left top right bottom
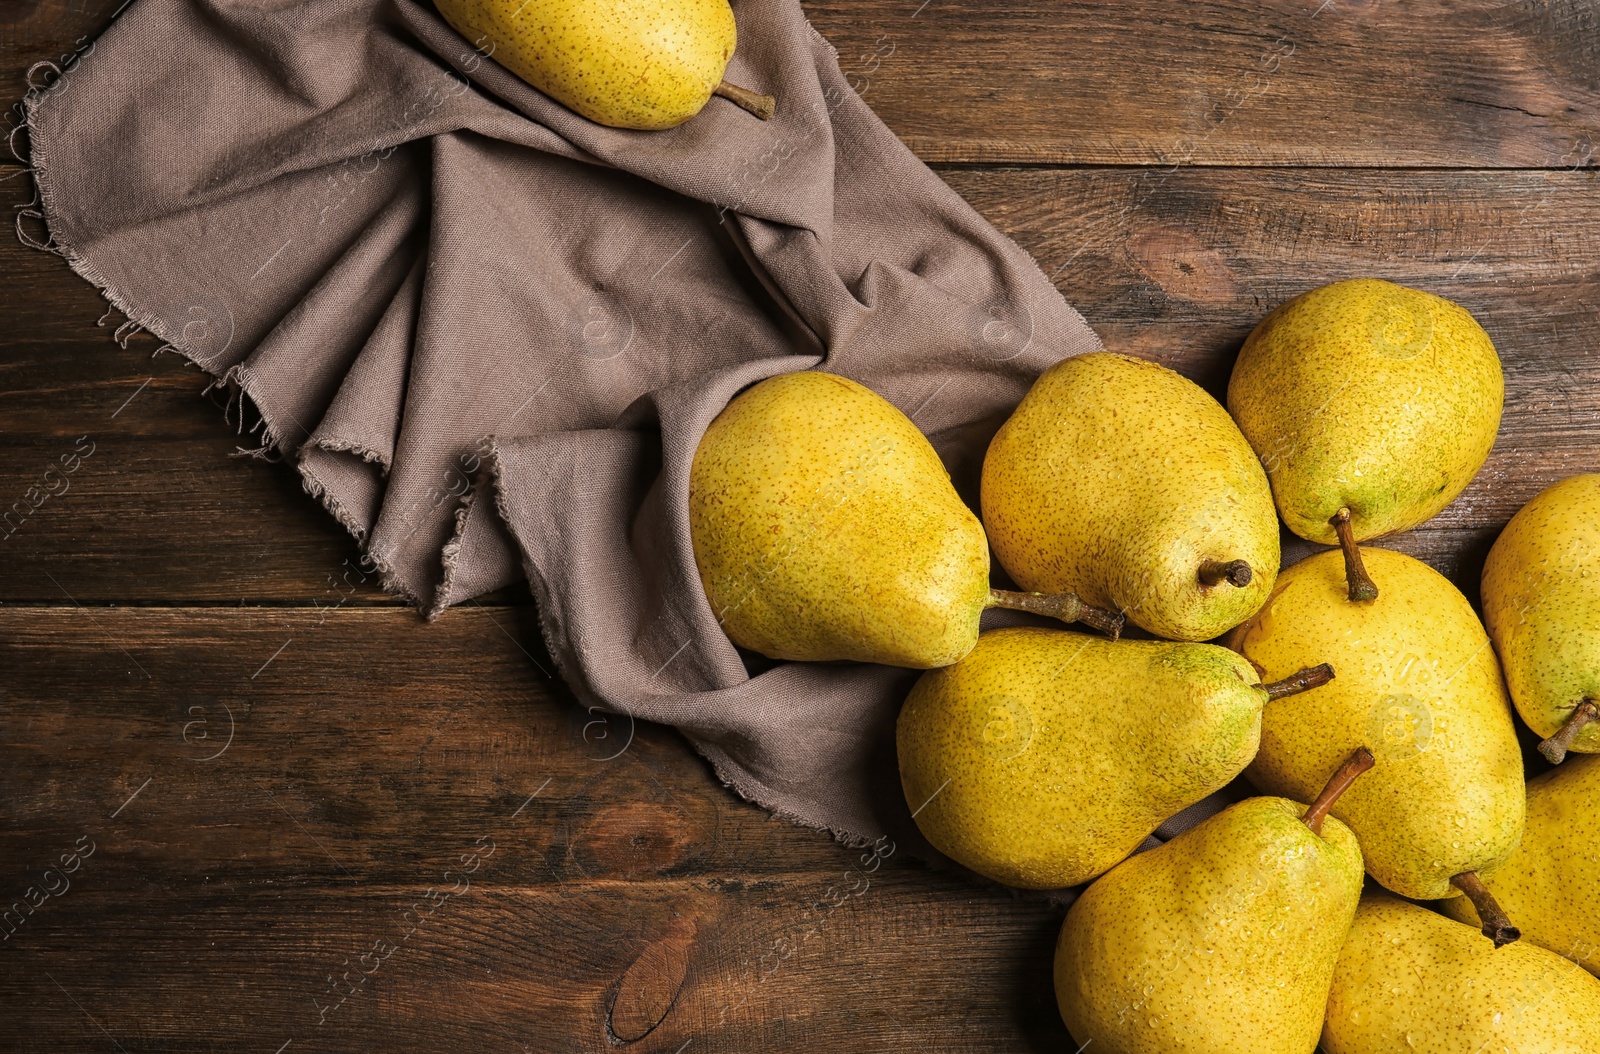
(21, 0, 1102, 844)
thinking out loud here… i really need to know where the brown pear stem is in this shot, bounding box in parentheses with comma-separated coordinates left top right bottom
(1538, 698, 1600, 765)
(987, 589, 1124, 639)
(1302, 746, 1375, 837)
(1199, 559, 1253, 588)
(714, 80, 776, 120)
(1331, 508, 1379, 602)
(1451, 871, 1520, 948)
(1259, 663, 1336, 701)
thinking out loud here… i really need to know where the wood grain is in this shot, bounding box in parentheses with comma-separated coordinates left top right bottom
(6, 0, 1600, 166)
(807, 0, 1600, 166)
(0, 608, 1071, 1052)
(0, 607, 844, 881)
(1, 883, 1069, 1052)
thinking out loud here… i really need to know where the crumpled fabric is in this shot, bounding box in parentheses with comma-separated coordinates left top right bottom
(20, 0, 1105, 846)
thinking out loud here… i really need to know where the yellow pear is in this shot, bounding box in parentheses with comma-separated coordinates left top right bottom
(897, 626, 1333, 888)
(689, 373, 1120, 669)
(982, 352, 1280, 641)
(1482, 474, 1600, 762)
(1227, 546, 1525, 941)
(1228, 279, 1501, 599)
(1056, 751, 1370, 1054)
(1440, 754, 1600, 974)
(435, 0, 774, 129)
(1324, 893, 1600, 1054)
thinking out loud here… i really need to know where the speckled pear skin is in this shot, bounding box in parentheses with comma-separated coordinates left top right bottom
(1228, 278, 1502, 545)
(897, 627, 1266, 889)
(1481, 474, 1600, 752)
(434, 0, 736, 129)
(981, 352, 1279, 642)
(1055, 797, 1363, 1054)
(1227, 547, 1525, 901)
(1324, 893, 1600, 1054)
(1440, 755, 1600, 974)
(689, 372, 990, 669)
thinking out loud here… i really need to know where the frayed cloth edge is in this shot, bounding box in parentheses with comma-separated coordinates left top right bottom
(480, 436, 881, 851)
(18, 87, 433, 613)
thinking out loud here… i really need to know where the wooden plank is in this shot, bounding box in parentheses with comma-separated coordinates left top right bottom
(0, 432, 400, 605)
(0, 606, 854, 880)
(4, 0, 1600, 167)
(0, 881, 1067, 1052)
(807, 0, 1600, 166)
(0, 606, 1071, 1051)
(6, 167, 1600, 603)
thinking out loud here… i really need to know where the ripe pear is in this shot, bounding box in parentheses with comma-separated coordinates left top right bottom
(435, 0, 775, 130)
(982, 352, 1279, 642)
(1055, 749, 1371, 1054)
(689, 373, 1120, 669)
(1440, 754, 1600, 973)
(1228, 279, 1502, 600)
(897, 626, 1333, 888)
(1482, 474, 1600, 763)
(1227, 546, 1525, 942)
(1324, 893, 1600, 1054)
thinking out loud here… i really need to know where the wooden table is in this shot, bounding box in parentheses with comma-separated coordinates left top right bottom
(3, 1, 1596, 1049)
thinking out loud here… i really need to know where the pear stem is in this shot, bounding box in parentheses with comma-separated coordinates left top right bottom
(1302, 746, 1375, 837)
(714, 80, 776, 120)
(1259, 663, 1336, 701)
(1451, 871, 1520, 948)
(1538, 698, 1599, 765)
(986, 588, 1124, 639)
(1198, 559, 1253, 589)
(1331, 508, 1379, 602)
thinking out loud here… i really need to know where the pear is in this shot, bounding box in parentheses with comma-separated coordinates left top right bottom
(1440, 754, 1600, 973)
(1324, 893, 1600, 1054)
(1228, 279, 1502, 601)
(1055, 749, 1371, 1054)
(689, 373, 1121, 669)
(1482, 474, 1600, 762)
(1227, 546, 1525, 943)
(982, 352, 1280, 642)
(435, 0, 775, 130)
(897, 626, 1333, 888)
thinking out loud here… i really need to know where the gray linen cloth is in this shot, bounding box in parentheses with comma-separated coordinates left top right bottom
(19, 0, 1106, 846)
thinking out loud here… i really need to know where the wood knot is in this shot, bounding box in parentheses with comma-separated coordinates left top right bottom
(1124, 227, 1239, 305)
(569, 800, 694, 878)
(609, 916, 698, 1042)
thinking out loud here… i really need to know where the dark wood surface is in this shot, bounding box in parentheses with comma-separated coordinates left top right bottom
(4, 1, 1599, 1050)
